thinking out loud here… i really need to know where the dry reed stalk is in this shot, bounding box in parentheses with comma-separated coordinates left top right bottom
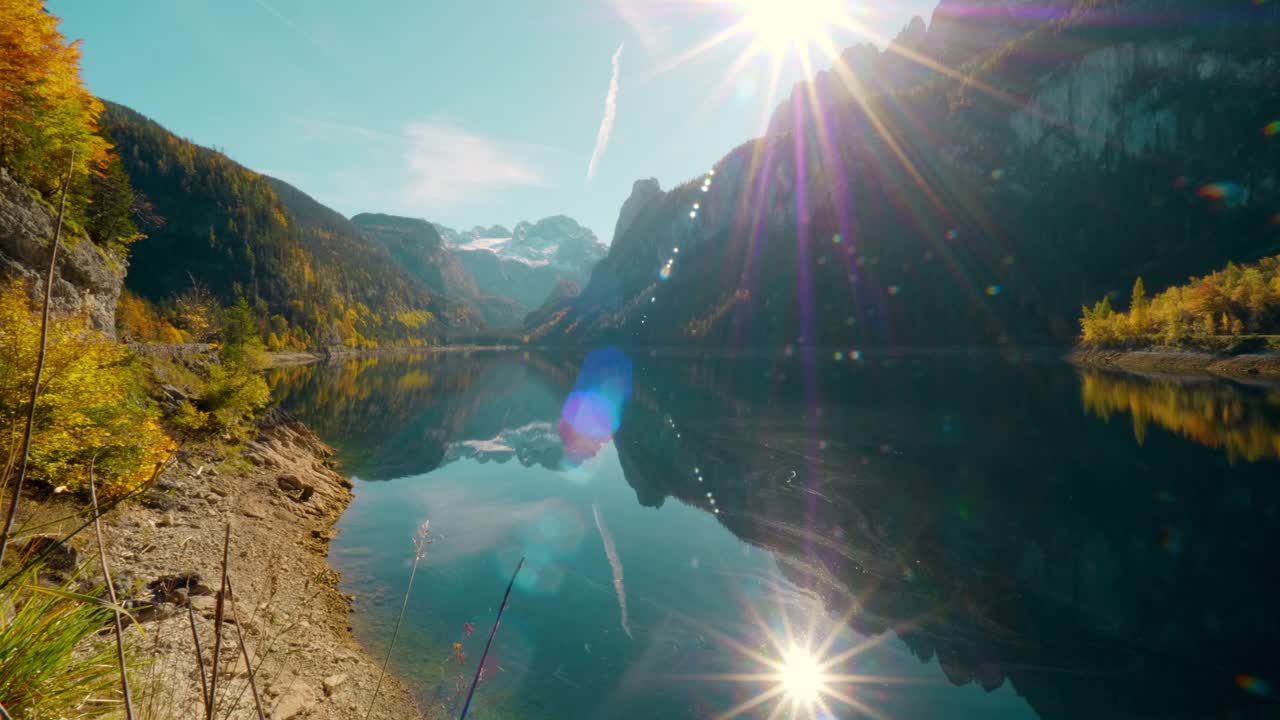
(207, 523, 231, 720)
(0, 150, 75, 568)
(88, 454, 134, 719)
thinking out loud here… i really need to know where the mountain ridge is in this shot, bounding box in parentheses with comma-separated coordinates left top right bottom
(102, 102, 478, 348)
(534, 0, 1280, 348)
(433, 215, 607, 310)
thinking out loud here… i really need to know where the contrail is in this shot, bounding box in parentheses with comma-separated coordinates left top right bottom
(592, 504, 632, 639)
(586, 43, 624, 182)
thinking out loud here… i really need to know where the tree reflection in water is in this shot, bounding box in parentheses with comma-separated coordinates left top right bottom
(1080, 369, 1280, 463)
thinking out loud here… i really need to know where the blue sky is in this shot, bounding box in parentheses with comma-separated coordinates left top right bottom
(51, 0, 939, 242)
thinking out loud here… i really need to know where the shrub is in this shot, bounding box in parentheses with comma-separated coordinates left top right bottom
(171, 300, 270, 441)
(0, 281, 174, 499)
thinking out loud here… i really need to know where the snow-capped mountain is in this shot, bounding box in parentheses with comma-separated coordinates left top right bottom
(434, 215, 607, 310)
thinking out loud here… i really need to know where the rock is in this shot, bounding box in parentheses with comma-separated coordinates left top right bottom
(270, 686, 315, 719)
(225, 646, 259, 678)
(156, 511, 177, 528)
(322, 673, 347, 697)
(189, 594, 217, 615)
(297, 485, 315, 503)
(614, 177, 664, 241)
(0, 168, 126, 334)
(149, 573, 214, 604)
(277, 474, 303, 493)
(140, 487, 178, 511)
(20, 536, 78, 573)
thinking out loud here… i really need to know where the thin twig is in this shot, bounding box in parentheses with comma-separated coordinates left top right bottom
(459, 556, 526, 720)
(89, 452, 134, 719)
(207, 523, 231, 720)
(0, 150, 76, 568)
(365, 521, 431, 720)
(224, 576, 266, 720)
(188, 601, 211, 717)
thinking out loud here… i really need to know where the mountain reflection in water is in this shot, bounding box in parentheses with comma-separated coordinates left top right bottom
(269, 351, 1280, 720)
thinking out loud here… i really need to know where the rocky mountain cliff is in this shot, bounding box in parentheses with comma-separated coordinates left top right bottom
(537, 0, 1280, 347)
(435, 215, 607, 310)
(0, 168, 125, 334)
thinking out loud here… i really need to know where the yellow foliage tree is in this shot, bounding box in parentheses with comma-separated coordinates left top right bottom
(0, 0, 111, 199)
(0, 281, 174, 499)
(1081, 254, 1280, 349)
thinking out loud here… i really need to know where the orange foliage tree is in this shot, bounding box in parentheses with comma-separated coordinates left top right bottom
(0, 0, 111, 200)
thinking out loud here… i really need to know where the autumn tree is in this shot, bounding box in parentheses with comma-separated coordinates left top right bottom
(1081, 255, 1280, 349)
(0, 0, 111, 200)
(0, 280, 173, 498)
(1129, 277, 1148, 333)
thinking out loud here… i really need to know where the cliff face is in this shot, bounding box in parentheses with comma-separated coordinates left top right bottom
(612, 178, 664, 243)
(539, 0, 1280, 347)
(0, 168, 125, 335)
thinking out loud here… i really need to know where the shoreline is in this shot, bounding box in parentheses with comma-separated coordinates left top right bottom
(1069, 346, 1280, 381)
(271, 344, 520, 367)
(28, 409, 423, 719)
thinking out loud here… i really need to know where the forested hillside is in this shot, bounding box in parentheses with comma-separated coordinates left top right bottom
(102, 103, 475, 348)
(351, 213, 527, 328)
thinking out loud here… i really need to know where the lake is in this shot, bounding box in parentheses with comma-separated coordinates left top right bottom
(269, 350, 1280, 719)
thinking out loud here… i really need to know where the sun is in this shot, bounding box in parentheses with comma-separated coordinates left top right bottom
(777, 645, 828, 704)
(735, 0, 845, 56)
(680, 586, 930, 720)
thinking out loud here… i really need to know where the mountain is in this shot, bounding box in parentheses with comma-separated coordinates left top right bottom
(435, 215, 607, 309)
(101, 103, 478, 347)
(613, 178, 664, 242)
(535, 0, 1280, 348)
(350, 213, 527, 328)
(524, 279, 581, 341)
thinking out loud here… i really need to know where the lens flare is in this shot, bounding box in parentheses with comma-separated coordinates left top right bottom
(778, 646, 825, 703)
(734, 0, 843, 55)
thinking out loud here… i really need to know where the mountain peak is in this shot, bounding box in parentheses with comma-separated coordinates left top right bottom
(614, 178, 664, 242)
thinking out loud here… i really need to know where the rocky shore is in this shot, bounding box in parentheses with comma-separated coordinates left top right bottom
(1070, 346, 1280, 380)
(39, 408, 422, 719)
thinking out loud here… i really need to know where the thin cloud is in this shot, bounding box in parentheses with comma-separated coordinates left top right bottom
(402, 121, 547, 209)
(249, 0, 326, 50)
(610, 1, 670, 54)
(587, 43, 625, 182)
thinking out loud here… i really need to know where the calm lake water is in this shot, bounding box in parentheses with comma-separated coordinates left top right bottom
(269, 350, 1280, 720)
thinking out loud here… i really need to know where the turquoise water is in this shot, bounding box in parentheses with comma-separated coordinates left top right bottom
(270, 351, 1280, 719)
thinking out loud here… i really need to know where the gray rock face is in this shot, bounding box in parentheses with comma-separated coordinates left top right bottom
(0, 168, 126, 335)
(613, 178, 664, 243)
